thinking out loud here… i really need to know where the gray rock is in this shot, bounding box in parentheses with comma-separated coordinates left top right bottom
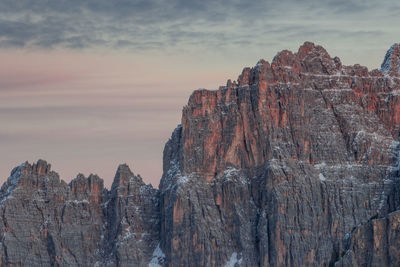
(2, 42, 400, 266)
(159, 42, 400, 266)
(0, 161, 159, 266)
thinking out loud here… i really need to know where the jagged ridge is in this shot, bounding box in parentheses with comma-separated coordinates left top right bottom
(160, 41, 400, 266)
(0, 160, 160, 266)
(1, 42, 400, 266)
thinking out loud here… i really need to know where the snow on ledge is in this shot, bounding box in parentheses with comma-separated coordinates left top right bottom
(149, 243, 165, 267)
(381, 44, 394, 72)
(225, 252, 242, 267)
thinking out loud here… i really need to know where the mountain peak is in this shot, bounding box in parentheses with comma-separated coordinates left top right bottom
(381, 43, 400, 74)
(297, 41, 331, 59)
(111, 163, 145, 192)
(2, 43, 400, 266)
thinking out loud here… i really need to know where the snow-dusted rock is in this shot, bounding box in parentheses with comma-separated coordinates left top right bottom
(2, 42, 400, 266)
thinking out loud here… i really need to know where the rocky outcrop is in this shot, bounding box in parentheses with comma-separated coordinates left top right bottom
(381, 43, 400, 75)
(0, 160, 159, 266)
(159, 42, 400, 266)
(1, 42, 400, 266)
(104, 164, 160, 266)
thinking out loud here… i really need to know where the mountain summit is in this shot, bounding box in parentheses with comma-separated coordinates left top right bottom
(1, 42, 400, 266)
(381, 43, 400, 74)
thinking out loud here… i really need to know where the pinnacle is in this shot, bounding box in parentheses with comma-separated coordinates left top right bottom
(381, 43, 400, 74)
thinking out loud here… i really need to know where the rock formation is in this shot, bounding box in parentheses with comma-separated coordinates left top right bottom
(0, 160, 159, 266)
(1, 42, 400, 266)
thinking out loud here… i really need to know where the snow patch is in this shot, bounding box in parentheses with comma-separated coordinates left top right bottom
(66, 199, 89, 205)
(7, 163, 24, 191)
(389, 90, 400, 97)
(122, 227, 133, 241)
(149, 244, 165, 267)
(0, 163, 25, 205)
(224, 167, 239, 177)
(344, 233, 351, 240)
(102, 199, 110, 208)
(222, 167, 248, 185)
(40, 216, 51, 232)
(225, 252, 242, 267)
(176, 175, 188, 185)
(314, 162, 326, 169)
(319, 173, 326, 181)
(381, 45, 395, 72)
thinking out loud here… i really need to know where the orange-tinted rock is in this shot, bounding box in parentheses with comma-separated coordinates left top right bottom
(159, 42, 400, 266)
(2, 42, 400, 266)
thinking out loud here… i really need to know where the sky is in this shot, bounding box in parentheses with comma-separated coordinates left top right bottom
(1, 0, 399, 188)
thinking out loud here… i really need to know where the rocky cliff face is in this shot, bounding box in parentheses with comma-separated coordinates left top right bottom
(0, 160, 160, 266)
(159, 42, 400, 267)
(1, 42, 400, 266)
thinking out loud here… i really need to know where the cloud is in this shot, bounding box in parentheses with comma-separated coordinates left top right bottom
(0, 0, 398, 51)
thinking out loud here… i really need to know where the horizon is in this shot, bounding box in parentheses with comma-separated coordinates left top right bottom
(1, 0, 399, 188)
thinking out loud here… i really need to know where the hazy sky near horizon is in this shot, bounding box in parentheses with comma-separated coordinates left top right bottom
(1, 0, 399, 187)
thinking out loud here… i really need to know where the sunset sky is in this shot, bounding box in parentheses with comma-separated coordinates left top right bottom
(1, 0, 399, 187)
